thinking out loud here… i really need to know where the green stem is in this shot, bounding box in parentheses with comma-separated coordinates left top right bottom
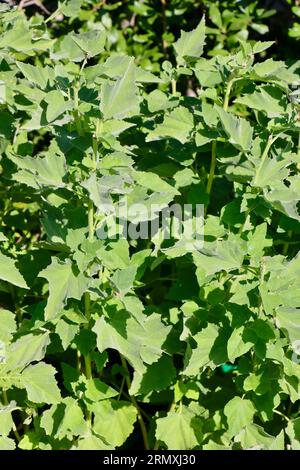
(253, 135, 275, 187)
(238, 208, 252, 235)
(205, 140, 217, 216)
(171, 79, 176, 95)
(282, 130, 300, 254)
(223, 77, 236, 112)
(2, 390, 21, 442)
(274, 409, 290, 422)
(282, 230, 293, 256)
(120, 355, 149, 450)
(83, 199, 94, 381)
(205, 78, 235, 215)
(206, 140, 217, 196)
(73, 85, 83, 136)
(45, 6, 61, 23)
(258, 260, 266, 318)
(9, 284, 22, 325)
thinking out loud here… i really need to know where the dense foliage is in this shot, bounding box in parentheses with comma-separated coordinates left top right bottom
(1, 0, 300, 451)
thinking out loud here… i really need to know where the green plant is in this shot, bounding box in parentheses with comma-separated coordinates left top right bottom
(1, 3, 300, 451)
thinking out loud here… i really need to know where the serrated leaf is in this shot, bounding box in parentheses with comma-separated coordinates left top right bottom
(0, 252, 28, 289)
(45, 90, 69, 123)
(72, 30, 106, 58)
(9, 148, 66, 189)
(110, 265, 137, 296)
(39, 258, 88, 321)
(100, 59, 139, 120)
(22, 363, 61, 404)
(156, 406, 202, 450)
(174, 17, 206, 64)
(91, 400, 137, 448)
(227, 327, 253, 362)
(4, 333, 50, 372)
(184, 324, 219, 375)
(276, 307, 300, 348)
(235, 86, 287, 118)
(224, 397, 256, 439)
(41, 397, 88, 439)
(93, 311, 171, 390)
(147, 106, 194, 144)
(216, 106, 253, 151)
(0, 309, 17, 344)
(16, 62, 54, 89)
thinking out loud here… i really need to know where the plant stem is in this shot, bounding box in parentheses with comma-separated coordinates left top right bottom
(161, 0, 168, 53)
(9, 284, 22, 325)
(206, 140, 217, 196)
(205, 78, 235, 214)
(171, 79, 176, 95)
(73, 85, 83, 136)
(274, 409, 290, 422)
(120, 355, 149, 450)
(2, 390, 21, 442)
(258, 260, 266, 318)
(282, 230, 292, 255)
(83, 198, 94, 382)
(223, 77, 236, 112)
(253, 135, 275, 186)
(205, 140, 217, 216)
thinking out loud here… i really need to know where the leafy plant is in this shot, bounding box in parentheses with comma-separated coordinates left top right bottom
(1, 2, 300, 451)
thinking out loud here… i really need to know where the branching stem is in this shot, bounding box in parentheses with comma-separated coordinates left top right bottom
(120, 355, 149, 450)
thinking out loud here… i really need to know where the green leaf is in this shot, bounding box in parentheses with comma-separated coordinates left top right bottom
(72, 30, 106, 58)
(45, 90, 69, 123)
(184, 324, 219, 375)
(0, 309, 17, 344)
(39, 258, 88, 321)
(174, 17, 206, 64)
(0, 20, 32, 52)
(84, 378, 118, 402)
(193, 235, 246, 283)
(224, 397, 256, 439)
(216, 106, 253, 151)
(110, 265, 137, 296)
(75, 433, 111, 450)
(0, 406, 14, 436)
(22, 363, 61, 404)
(227, 327, 253, 362)
(276, 307, 300, 348)
(93, 309, 171, 391)
(41, 397, 88, 439)
(91, 400, 137, 448)
(156, 406, 202, 450)
(252, 59, 286, 78)
(4, 333, 50, 372)
(16, 62, 54, 89)
(100, 59, 139, 120)
(146, 106, 194, 144)
(0, 436, 15, 450)
(0, 252, 28, 289)
(9, 147, 66, 189)
(235, 86, 287, 118)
